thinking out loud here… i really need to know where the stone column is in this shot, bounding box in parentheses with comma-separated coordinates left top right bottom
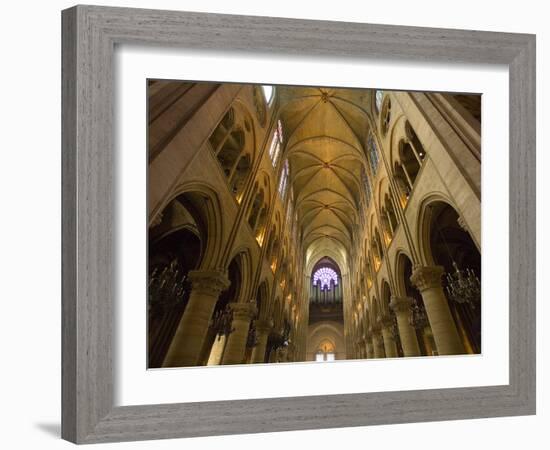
(390, 296, 421, 357)
(371, 327, 386, 358)
(206, 334, 226, 365)
(251, 319, 273, 363)
(410, 266, 465, 355)
(163, 270, 230, 367)
(222, 302, 257, 365)
(380, 317, 398, 358)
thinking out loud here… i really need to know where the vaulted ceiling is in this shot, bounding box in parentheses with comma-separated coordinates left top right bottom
(278, 87, 373, 275)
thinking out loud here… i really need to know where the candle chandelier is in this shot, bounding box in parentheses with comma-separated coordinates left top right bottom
(210, 305, 234, 339)
(445, 261, 481, 310)
(409, 299, 429, 330)
(271, 321, 291, 350)
(148, 259, 188, 311)
(435, 219, 481, 310)
(246, 323, 259, 348)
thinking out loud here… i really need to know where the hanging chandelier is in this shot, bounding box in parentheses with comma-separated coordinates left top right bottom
(272, 321, 291, 350)
(210, 305, 234, 338)
(389, 314, 400, 340)
(435, 218, 481, 310)
(409, 299, 429, 330)
(445, 261, 481, 309)
(246, 323, 259, 348)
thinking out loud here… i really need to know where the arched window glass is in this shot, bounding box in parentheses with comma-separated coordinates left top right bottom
(262, 85, 274, 103)
(268, 119, 284, 167)
(313, 267, 339, 290)
(278, 159, 289, 198)
(367, 135, 379, 174)
(375, 90, 384, 113)
(277, 119, 284, 143)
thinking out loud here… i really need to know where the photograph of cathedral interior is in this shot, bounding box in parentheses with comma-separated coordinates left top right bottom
(147, 80, 482, 368)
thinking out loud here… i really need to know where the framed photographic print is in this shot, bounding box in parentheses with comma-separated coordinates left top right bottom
(62, 5, 536, 444)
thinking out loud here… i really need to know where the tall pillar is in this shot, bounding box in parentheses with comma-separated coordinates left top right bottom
(380, 317, 398, 358)
(222, 302, 257, 365)
(371, 327, 386, 358)
(390, 296, 421, 357)
(206, 334, 226, 365)
(163, 270, 230, 367)
(251, 319, 273, 363)
(410, 266, 465, 355)
(162, 270, 230, 367)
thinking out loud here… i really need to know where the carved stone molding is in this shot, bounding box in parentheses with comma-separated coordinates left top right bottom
(230, 302, 258, 321)
(410, 265, 445, 292)
(368, 323, 381, 335)
(378, 314, 395, 329)
(187, 269, 230, 297)
(254, 319, 273, 334)
(390, 296, 414, 313)
(457, 215, 468, 231)
(150, 212, 163, 228)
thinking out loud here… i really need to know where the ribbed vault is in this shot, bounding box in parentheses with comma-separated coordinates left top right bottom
(278, 86, 372, 274)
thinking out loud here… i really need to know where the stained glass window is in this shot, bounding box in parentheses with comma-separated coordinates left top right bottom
(313, 267, 338, 290)
(278, 159, 289, 198)
(367, 135, 379, 174)
(268, 119, 284, 167)
(375, 90, 384, 113)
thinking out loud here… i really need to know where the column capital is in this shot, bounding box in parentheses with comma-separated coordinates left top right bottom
(255, 319, 273, 334)
(390, 296, 414, 313)
(369, 323, 382, 335)
(229, 301, 257, 321)
(378, 314, 395, 329)
(410, 265, 444, 292)
(188, 269, 230, 296)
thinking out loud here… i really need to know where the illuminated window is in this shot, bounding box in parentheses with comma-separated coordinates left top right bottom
(278, 159, 289, 198)
(315, 342, 336, 362)
(367, 135, 379, 174)
(375, 90, 384, 113)
(262, 85, 274, 103)
(313, 267, 338, 290)
(268, 119, 284, 167)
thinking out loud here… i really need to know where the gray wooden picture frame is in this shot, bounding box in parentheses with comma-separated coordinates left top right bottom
(61, 4, 536, 444)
